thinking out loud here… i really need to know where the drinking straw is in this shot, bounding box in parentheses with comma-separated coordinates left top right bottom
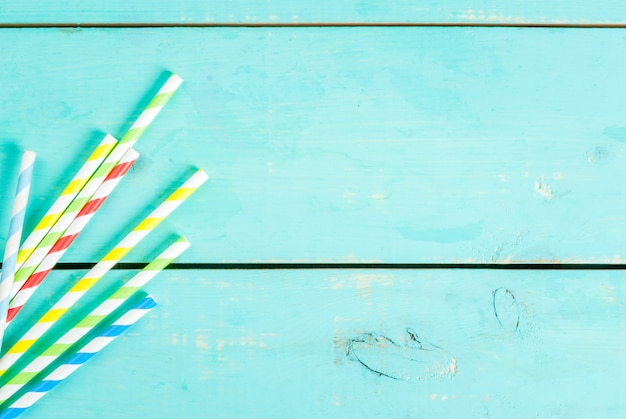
(0, 151, 36, 351)
(5, 236, 186, 367)
(12, 73, 184, 299)
(0, 292, 157, 415)
(118, 73, 183, 146)
(15, 136, 117, 270)
(5, 148, 140, 324)
(10, 134, 121, 299)
(0, 170, 207, 375)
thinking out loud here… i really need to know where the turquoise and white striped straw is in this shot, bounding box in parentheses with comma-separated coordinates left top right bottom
(0, 293, 157, 418)
(0, 151, 36, 350)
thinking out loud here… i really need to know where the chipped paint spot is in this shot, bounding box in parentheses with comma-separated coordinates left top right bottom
(368, 193, 386, 201)
(534, 176, 553, 200)
(196, 334, 210, 350)
(552, 172, 563, 180)
(343, 191, 357, 203)
(598, 285, 617, 304)
(216, 339, 227, 352)
(330, 274, 394, 302)
(214, 333, 276, 352)
(457, 9, 531, 23)
(497, 174, 506, 183)
(347, 328, 457, 381)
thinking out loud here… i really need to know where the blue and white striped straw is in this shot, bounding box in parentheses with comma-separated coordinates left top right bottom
(0, 151, 36, 349)
(0, 293, 157, 418)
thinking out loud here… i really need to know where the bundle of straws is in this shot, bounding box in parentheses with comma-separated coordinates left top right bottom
(0, 73, 207, 418)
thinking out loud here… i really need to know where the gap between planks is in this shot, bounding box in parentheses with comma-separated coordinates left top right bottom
(2, 263, 626, 270)
(2, 22, 626, 28)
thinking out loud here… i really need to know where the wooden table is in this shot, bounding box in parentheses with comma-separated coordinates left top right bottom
(1, 3, 625, 417)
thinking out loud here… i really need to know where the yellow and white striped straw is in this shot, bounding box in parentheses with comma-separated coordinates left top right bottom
(11, 73, 184, 301)
(15, 136, 116, 269)
(0, 169, 207, 375)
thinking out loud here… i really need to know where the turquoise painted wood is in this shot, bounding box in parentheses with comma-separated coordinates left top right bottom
(3, 269, 623, 418)
(2, 28, 626, 263)
(2, 1, 626, 24)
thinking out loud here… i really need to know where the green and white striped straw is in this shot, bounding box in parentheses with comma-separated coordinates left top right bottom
(11, 73, 183, 303)
(0, 237, 189, 402)
(0, 293, 157, 418)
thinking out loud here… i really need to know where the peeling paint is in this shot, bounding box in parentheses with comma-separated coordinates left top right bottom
(534, 176, 553, 200)
(368, 193, 386, 201)
(598, 285, 618, 304)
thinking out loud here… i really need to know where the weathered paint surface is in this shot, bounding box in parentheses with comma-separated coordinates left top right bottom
(2, 28, 626, 263)
(4, 269, 623, 418)
(2, 1, 626, 24)
(1, 11, 625, 419)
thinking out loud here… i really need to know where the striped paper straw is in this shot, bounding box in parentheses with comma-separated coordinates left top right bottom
(0, 170, 206, 375)
(5, 148, 140, 324)
(118, 73, 183, 146)
(12, 73, 183, 297)
(4, 236, 186, 371)
(0, 151, 36, 349)
(11, 134, 122, 297)
(0, 292, 157, 414)
(15, 136, 117, 269)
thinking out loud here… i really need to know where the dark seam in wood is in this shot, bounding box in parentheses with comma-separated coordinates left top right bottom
(1, 262, 626, 270)
(1, 22, 626, 29)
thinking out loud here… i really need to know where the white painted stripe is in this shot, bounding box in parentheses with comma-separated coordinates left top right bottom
(25, 322, 53, 340)
(48, 211, 76, 234)
(81, 336, 115, 353)
(84, 260, 117, 280)
(63, 214, 93, 236)
(0, 353, 21, 371)
(23, 356, 56, 373)
(11, 390, 46, 408)
(35, 251, 64, 273)
(159, 74, 183, 93)
(57, 327, 91, 344)
(9, 285, 35, 307)
(114, 307, 151, 326)
(46, 363, 80, 381)
(91, 299, 124, 316)
(0, 384, 23, 401)
(51, 291, 85, 310)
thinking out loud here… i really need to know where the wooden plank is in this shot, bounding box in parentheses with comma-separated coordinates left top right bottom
(2, 1, 626, 25)
(6, 269, 624, 418)
(2, 27, 626, 263)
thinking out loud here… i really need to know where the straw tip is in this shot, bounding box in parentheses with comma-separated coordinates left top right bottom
(167, 73, 184, 89)
(194, 169, 209, 182)
(22, 150, 36, 163)
(103, 133, 118, 143)
(176, 235, 191, 245)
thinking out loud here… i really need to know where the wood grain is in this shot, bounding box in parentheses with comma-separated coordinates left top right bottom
(5, 269, 624, 418)
(2, 1, 626, 25)
(1, 28, 626, 263)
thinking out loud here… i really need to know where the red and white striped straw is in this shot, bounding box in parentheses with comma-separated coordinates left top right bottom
(5, 148, 139, 324)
